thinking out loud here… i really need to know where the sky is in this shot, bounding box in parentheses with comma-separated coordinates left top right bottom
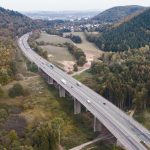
(0, 0, 150, 12)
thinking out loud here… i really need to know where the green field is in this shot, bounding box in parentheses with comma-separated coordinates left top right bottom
(64, 32, 102, 60)
(37, 32, 72, 44)
(40, 45, 74, 62)
(36, 32, 75, 69)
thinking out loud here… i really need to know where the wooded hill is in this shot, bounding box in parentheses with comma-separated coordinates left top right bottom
(92, 5, 145, 23)
(0, 7, 57, 36)
(0, 7, 58, 85)
(80, 46, 150, 111)
(91, 8, 150, 52)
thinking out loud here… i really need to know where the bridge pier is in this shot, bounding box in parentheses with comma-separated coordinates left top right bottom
(94, 117, 102, 132)
(38, 67, 42, 73)
(48, 76, 53, 85)
(59, 86, 66, 98)
(116, 140, 124, 148)
(74, 98, 81, 114)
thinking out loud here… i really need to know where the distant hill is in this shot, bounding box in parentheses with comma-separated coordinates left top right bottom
(0, 7, 57, 37)
(92, 5, 145, 23)
(0, 7, 39, 36)
(94, 8, 150, 52)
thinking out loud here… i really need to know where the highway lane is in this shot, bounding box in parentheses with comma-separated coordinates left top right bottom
(18, 33, 150, 150)
(19, 34, 149, 150)
(23, 36, 150, 146)
(22, 35, 150, 144)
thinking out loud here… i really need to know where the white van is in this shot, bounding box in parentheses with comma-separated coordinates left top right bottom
(76, 81, 81, 86)
(61, 79, 67, 85)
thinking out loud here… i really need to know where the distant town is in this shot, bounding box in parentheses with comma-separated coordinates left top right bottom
(23, 10, 100, 21)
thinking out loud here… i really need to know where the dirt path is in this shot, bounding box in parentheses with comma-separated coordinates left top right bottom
(69, 134, 113, 150)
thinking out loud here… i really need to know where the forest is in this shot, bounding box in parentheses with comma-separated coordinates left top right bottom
(80, 46, 150, 111)
(92, 5, 144, 23)
(0, 7, 61, 85)
(87, 8, 150, 52)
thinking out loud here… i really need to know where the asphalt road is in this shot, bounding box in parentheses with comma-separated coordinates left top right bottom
(18, 33, 150, 150)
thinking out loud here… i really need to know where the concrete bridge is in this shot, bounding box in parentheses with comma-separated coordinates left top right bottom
(18, 33, 150, 150)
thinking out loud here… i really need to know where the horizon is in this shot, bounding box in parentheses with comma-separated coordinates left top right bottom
(0, 0, 150, 12)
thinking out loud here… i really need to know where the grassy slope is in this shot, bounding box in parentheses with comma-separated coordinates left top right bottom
(36, 32, 72, 44)
(0, 46, 97, 149)
(1, 75, 97, 149)
(64, 32, 101, 60)
(36, 32, 75, 69)
(40, 45, 74, 61)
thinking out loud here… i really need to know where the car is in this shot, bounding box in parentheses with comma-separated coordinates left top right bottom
(49, 64, 54, 68)
(76, 81, 81, 86)
(61, 79, 67, 85)
(140, 141, 150, 149)
(47, 63, 54, 69)
(87, 100, 91, 104)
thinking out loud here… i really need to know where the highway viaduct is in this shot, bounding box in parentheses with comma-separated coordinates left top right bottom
(18, 33, 150, 150)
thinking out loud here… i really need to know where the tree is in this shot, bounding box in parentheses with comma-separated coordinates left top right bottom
(51, 118, 64, 149)
(42, 50, 48, 59)
(0, 108, 8, 119)
(73, 64, 78, 72)
(31, 123, 51, 150)
(0, 87, 4, 97)
(9, 130, 18, 143)
(65, 43, 87, 66)
(28, 63, 38, 73)
(65, 34, 82, 43)
(10, 61, 17, 75)
(8, 83, 24, 98)
(0, 69, 10, 85)
(77, 56, 86, 66)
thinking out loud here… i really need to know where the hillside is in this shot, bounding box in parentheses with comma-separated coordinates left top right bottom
(94, 8, 150, 52)
(0, 7, 38, 36)
(92, 5, 145, 23)
(0, 7, 56, 37)
(0, 7, 34, 85)
(0, 7, 56, 85)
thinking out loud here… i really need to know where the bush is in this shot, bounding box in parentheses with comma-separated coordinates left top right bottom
(0, 109, 8, 119)
(65, 34, 82, 43)
(73, 64, 78, 72)
(8, 83, 24, 98)
(5, 115, 27, 137)
(0, 87, 4, 97)
(28, 63, 38, 73)
(65, 43, 87, 66)
(77, 56, 87, 66)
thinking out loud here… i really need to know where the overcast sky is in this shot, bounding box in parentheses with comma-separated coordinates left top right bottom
(0, 0, 150, 11)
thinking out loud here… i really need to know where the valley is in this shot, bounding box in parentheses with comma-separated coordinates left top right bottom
(0, 3, 150, 150)
(35, 31, 101, 73)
